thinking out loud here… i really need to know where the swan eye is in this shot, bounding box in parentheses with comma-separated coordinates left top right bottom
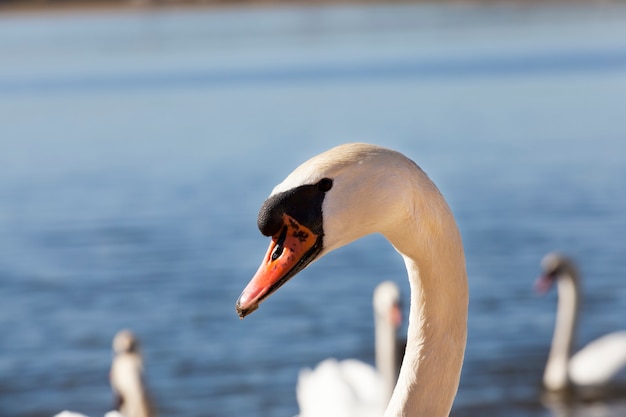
(317, 178, 333, 192)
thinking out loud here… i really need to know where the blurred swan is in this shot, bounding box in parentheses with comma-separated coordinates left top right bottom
(54, 412, 121, 417)
(236, 143, 469, 417)
(295, 280, 403, 417)
(536, 252, 626, 396)
(54, 330, 155, 417)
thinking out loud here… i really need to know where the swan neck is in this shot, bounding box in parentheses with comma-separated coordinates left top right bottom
(383, 208, 468, 417)
(544, 272, 580, 391)
(111, 353, 154, 417)
(375, 312, 400, 404)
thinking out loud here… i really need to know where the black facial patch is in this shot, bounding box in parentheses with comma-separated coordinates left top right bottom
(257, 180, 330, 237)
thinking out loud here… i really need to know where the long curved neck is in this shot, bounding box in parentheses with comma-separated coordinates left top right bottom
(375, 311, 400, 404)
(112, 353, 154, 417)
(544, 272, 580, 391)
(382, 195, 468, 417)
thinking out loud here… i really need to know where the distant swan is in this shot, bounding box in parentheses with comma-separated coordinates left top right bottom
(54, 412, 121, 417)
(236, 143, 469, 417)
(54, 330, 155, 417)
(536, 252, 626, 396)
(295, 281, 403, 417)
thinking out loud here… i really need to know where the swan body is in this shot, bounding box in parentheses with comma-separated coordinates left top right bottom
(54, 330, 155, 417)
(296, 358, 385, 417)
(54, 412, 122, 417)
(236, 143, 468, 417)
(537, 253, 626, 394)
(295, 281, 403, 417)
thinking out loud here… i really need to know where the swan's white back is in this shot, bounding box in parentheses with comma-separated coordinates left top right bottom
(54, 412, 123, 417)
(296, 358, 385, 417)
(569, 331, 626, 387)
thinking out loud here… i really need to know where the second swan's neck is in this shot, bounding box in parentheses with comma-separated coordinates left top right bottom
(112, 352, 153, 417)
(383, 194, 468, 417)
(375, 305, 400, 404)
(544, 272, 580, 391)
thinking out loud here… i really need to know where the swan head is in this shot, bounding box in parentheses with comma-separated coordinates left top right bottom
(236, 143, 428, 318)
(535, 252, 579, 294)
(113, 329, 139, 354)
(373, 281, 402, 328)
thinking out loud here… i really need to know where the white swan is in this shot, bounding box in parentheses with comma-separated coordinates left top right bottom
(295, 280, 403, 417)
(236, 143, 468, 417)
(110, 330, 155, 417)
(54, 330, 155, 417)
(54, 412, 122, 417)
(536, 252, 626, 396)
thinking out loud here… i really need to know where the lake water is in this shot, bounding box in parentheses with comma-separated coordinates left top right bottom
(2, 3, 626, 417)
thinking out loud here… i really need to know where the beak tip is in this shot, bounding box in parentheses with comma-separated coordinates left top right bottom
(236, 295, 259, 319)
(235, 305, 256, 319)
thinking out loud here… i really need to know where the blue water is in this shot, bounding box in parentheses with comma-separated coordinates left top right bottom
(2, 3, 626, 417)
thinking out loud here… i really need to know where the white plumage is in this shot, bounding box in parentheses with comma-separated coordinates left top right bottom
(54, 412, 123, 417)
(296, 358, 385, 417)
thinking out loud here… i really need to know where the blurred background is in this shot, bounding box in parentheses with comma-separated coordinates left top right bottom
(2, 1, 626, 416)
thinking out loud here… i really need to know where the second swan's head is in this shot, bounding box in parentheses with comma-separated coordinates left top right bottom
(236, 143, 433, 318)
(535, 252, 579, 294)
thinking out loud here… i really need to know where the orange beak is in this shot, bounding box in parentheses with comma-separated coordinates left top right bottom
(236, 214, 322, 318)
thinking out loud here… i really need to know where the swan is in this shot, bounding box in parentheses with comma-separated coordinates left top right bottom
(109, 330, 155, 417)
(54, 412, 121, 417)
(54, 330, 155, 417)
(236, 143, 469, 417)
(536, 252, 626, 396)
(295, 280, 403, 417)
